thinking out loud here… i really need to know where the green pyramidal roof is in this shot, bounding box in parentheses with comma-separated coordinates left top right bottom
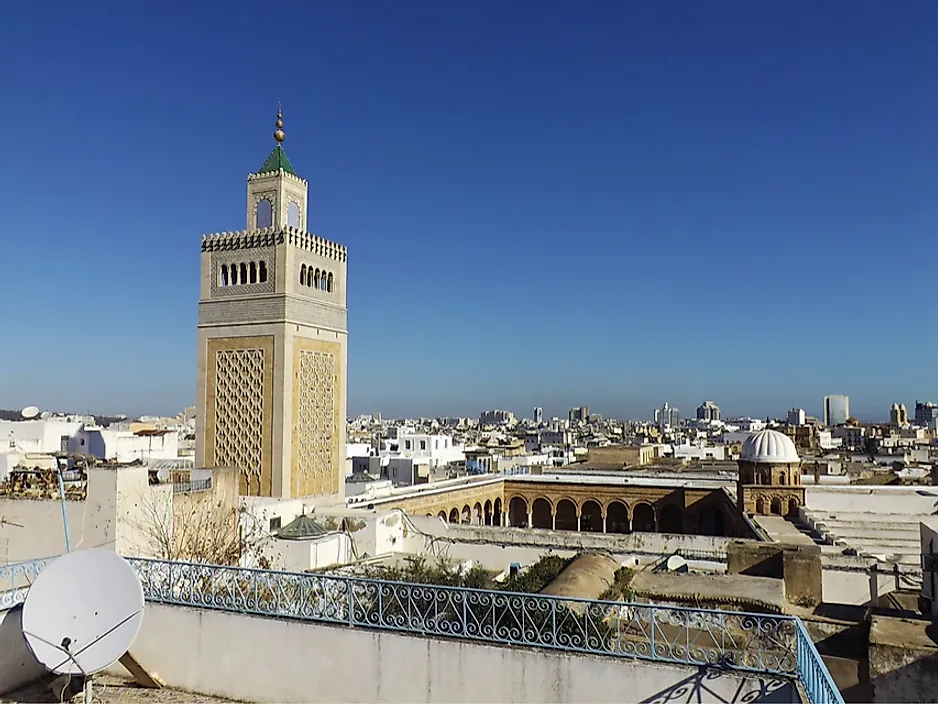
(277, 514, 329, 540)
(258, 144, 297, 176)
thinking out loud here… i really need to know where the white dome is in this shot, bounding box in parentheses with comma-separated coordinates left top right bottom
(740, 429, 800, 464)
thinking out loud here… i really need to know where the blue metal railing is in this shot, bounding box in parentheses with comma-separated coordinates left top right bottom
(129, 558, 798, 672)
(0, 557, 56, 610)
(1, 555, 845, 703)
(795, 619, 842, 704)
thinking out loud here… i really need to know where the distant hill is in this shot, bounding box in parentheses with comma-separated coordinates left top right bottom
(0, 409, 133, 426)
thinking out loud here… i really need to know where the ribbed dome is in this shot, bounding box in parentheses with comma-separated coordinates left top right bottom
(740, 429, 800, 464)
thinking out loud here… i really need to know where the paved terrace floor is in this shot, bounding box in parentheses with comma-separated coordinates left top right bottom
(1, 675, 236, 704)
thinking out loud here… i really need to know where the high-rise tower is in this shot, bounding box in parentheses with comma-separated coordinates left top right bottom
(196, 110, 348, 499)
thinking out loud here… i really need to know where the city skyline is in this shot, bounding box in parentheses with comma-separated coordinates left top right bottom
(4, 394, 929, 427)
(2, 2, 936, 418)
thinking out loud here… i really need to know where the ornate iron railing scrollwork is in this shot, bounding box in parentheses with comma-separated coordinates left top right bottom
(0, 557, 56, 610)
(126, 558, 802, 676)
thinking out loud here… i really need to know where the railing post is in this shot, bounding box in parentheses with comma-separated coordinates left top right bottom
(649, 605, 655, 657)
(348, 580, 355, 627)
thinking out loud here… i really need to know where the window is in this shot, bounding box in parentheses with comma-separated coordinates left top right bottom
(220, 264, 229, 286)
(269, 516, 281, 531)
(259, 260, 268, 283)
(327, 273, 334, 293)
(239, 263, 248, 283)
(420, 440, 427, 451)
(287, 201, 300, 227)
(249, 261, 257, 283)
(300, 264, 307, 286)
(256, 198, 273, 228)
(405, 440, 412, 450)
(230, 265, 238, 285)
(435, 440, 439, 450)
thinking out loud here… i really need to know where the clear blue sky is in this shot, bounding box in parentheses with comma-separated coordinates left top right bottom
(2, 1, 936, 422)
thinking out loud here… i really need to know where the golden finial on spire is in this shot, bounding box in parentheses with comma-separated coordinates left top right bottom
(274, 103, 285, 143)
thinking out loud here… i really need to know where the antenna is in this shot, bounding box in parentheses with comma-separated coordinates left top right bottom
(16, 404, 73, 550)
(21, 549, 144, 690)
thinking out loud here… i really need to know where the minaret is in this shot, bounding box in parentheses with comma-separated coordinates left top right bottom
(196, 109, 348, 500)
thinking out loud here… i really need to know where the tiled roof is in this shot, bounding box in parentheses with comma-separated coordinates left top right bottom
(258, 144, 296, 176)
(277, 513, 329, 540)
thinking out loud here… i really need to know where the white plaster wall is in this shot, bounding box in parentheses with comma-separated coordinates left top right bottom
(821, 569, 887, 606)
(268, 534, 352, 572)
(106, 603, 797, 704)
(0, 499, 85, 561)
(0, 466, 165, 563)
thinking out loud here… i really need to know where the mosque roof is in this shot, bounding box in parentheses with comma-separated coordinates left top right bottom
(258, 144, 296, 176)
(740, 429, 800, 464)
(277, 513, 329, 540)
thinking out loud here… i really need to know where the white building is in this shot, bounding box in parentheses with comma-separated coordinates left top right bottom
(787, 408, 806, 426)
(0, 417, 85, 454)
(73, 426, 179, 463)
(0, 417, 180, 466)
(671, 443, 726, 462)
(379, 432, 464, 469)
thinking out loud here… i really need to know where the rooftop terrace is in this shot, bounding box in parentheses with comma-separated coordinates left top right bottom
(1, 555, 842, 703)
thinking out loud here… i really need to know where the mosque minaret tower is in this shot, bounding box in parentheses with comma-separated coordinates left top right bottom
(195, 109, 348, 500)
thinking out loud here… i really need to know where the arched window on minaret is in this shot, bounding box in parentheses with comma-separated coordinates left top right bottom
(327, 273, 334, 293)
(314, 269, 321, 289)
(256, 199, 273, 229)
(259, 260, 267, 283)
(240, 263, 248, 284)
(321, 272, 328, 291)
(299, 264, 307, 286)
(230, 264, 238, 285)
(249, 262, 257, 284)
(287, 201, 300, 228)
(220, 264, 229, 286)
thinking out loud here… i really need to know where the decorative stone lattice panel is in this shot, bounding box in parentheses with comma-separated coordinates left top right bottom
(213, 348, 265, 490)
(209, 247, 276, 298)
(294, 350, 336, 495)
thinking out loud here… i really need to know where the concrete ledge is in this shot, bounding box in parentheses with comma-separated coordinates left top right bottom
(111, 603, 799, 703)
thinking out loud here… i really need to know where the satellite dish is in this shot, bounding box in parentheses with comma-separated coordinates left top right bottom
(40, 411, 52, 420)
(21, 549, 144, 676)
(21, 405, 40, 420)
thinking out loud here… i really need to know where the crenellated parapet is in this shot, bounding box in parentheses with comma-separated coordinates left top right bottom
(201, 227, 283, 252)
(247, 169, 308, 185)
(201, 226, 348, 262)
(285, 226, 348, 262)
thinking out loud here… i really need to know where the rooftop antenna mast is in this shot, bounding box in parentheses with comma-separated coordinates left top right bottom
(21, 405, 71, 551)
